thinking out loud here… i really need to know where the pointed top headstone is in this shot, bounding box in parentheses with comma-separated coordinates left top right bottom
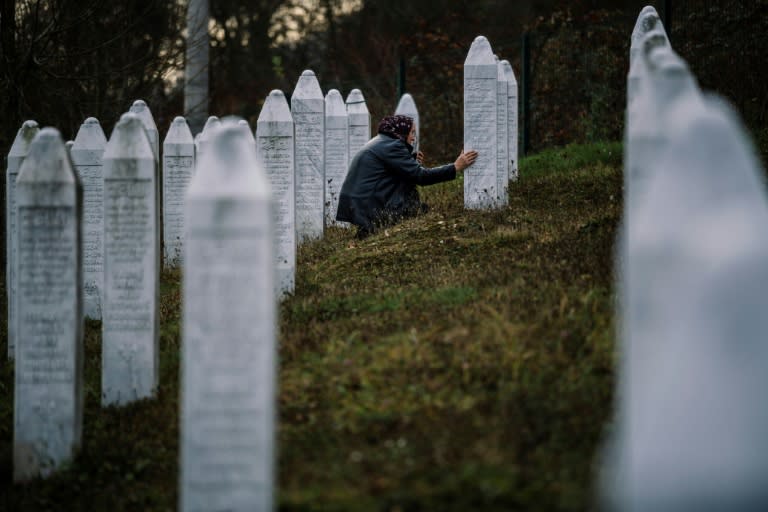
(129, 99, 158, 131)
(465, 36, 496, 70)
(293, 70, 323, 100)
(325, 89, 346, 115)
(190, 120, 270, 198)
(395, 93, 420, 152)
(345, 89, 369, 114)
(500, 60, 517, 86)
(630, 7, 667, 67)
(105, 113, 154, 160)
(237, 119, 256, 145)
(10, 121, 41, 157)
(202, 115, 221, 134)
(165, 116, 194, 145)
(258, 90, 293, 127)
(17, 128, 75, 184)
(73, 117, 107, 149)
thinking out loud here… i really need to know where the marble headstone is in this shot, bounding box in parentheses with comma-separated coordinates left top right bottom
(238, 119, 256, 147)
(180, 120, 276, 512)
(616, 94, 768, 511)
(257, 90, 296, 298)
(324, 89, 349, 228)
(163, 116, 195, 267)
(101, 113, 159, 406)
(195, 115, 221, 164)
(500, 60, 519, 181)
(629, 6, 665, 68)
(6, 120, 39, 359)
(464, 36, 499, 209)
(291, 70, 325, 241)
(395, 93, 420, 153)
(346, 89, 370, 159)
(496, 57, 509, 205)
(13, 128, 83, 481)
(71, 118, 107, 319)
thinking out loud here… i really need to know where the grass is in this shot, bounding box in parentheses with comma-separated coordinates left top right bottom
(0, 141, 623, 511)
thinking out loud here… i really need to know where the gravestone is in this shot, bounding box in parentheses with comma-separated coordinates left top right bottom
(71, 117, 108, 319)
(500, 60, 519, 181)
(346, 89, 370, 159)
(180, 120, 276, 512)
(65, 141, 74, 157)
(395, 93, 420, 153)
(163, 116, 195, 267)
(13, 128, 83, 481)
(629, 6, 664, 68)
(101, 113, 159, 406)
(238, 119, 256, 147)
(496, 57, 509, 205)
(324, 89, 349, 228)
(291, 70, 325, 241)
(627, 28, 669, 106)
(257, 90, 296, 298)
(464, 35, 499, 209)
(6, 120, 39, 359)
(615, 93, 768, 511)
(195, 116, 221, 164)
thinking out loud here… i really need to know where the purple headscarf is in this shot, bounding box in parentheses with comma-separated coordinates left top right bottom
(377, 114, 413, 142)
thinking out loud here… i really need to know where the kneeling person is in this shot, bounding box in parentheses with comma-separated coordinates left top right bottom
(336, 114, 477, 238)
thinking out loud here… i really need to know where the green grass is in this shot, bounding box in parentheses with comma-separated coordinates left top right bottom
(0, 141, 623, 511)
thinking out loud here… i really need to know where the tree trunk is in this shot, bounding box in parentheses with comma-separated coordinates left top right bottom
(185, 0, 209, 135)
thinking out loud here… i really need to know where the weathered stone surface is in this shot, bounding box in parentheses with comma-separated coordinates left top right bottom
(324, 89, 349, 228)
(395, 93, 420, 153)
(162, 116, 195, 267)
(71, 117, 107, 319)
(101, 113, 159, 406)
(180, 120, 276, 512)
(629, 6, 665, 69)
(291, 70, 325, 241)
(500, 60, 519, 181)
(464, 36, 499, 209)
(496, 57, 509, 205)
(346, 89, 370, 159)
(257, 90, 296, 298)
(129, 99, 160, 164)
(13, 128, 83, 482)
(6, 120, 39, 359)
(195, 116, 221, 164)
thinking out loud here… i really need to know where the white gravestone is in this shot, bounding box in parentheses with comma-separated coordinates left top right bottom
(13, 128, 83, 482)
(6, 120, 39, 359)
(291, 70, 325, 241)
(238, 119, 256, 147)
(101, 113, 159, 406)
(324, 89, 349, 228)
(395, 93, 420, 154)
(464, 35, 499, 209)
(629, 6, 665, 69)
(496, 57, 509, 205)
(195, 115, 221, 165)
(163, 116, 195, 267)
(616, 94, 768, 511)
(627, 28, 669, 106)
(346, 89, 370, 159)
(180, 120, 276, 512)
(500, 60, 519, 181)
(65, 141, 74, 157)
(257, 90, 296, 299)
(71, 118, 107, 319)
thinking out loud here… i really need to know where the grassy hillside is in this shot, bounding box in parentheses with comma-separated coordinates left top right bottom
(0, 141, 623, 511)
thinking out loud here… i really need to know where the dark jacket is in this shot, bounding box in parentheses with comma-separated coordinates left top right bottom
(336, 133, 456, 233)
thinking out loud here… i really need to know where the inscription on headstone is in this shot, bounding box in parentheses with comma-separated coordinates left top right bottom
(101, 113, 158, 406)
(13, 128, 83, 482)
(500, 60, 519, 181)
(324, 89, 349, 228)
(180, 120, 276, 512)
(496, 57, 509, 205)
(71, 118, 107, 319)
(346, 89, 370, 159)
(163, 116, 195, 267)
(395, 93, 420, 154)
(257, 90, 295, 298)
(6, 120, 39, 359)
(464, 36, 499, 209)
(291, 70, 325, 241)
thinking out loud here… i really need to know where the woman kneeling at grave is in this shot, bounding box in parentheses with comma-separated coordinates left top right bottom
(336, 114, 478, 239)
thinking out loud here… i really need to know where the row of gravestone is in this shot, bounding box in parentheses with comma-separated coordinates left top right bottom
(7, 38, 521, 510)
(601, 6, 768, 510)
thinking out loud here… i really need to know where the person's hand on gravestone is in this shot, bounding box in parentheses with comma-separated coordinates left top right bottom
(454, 149, 478, 172)
(416, 150, 425, 164)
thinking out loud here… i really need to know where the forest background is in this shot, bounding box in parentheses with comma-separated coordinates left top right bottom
(1, 0, 766, 164)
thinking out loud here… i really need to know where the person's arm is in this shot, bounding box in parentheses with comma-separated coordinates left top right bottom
(387, 141, 477, 186)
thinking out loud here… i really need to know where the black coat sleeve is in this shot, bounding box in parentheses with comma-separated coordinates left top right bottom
(383, 140, 456, 186)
